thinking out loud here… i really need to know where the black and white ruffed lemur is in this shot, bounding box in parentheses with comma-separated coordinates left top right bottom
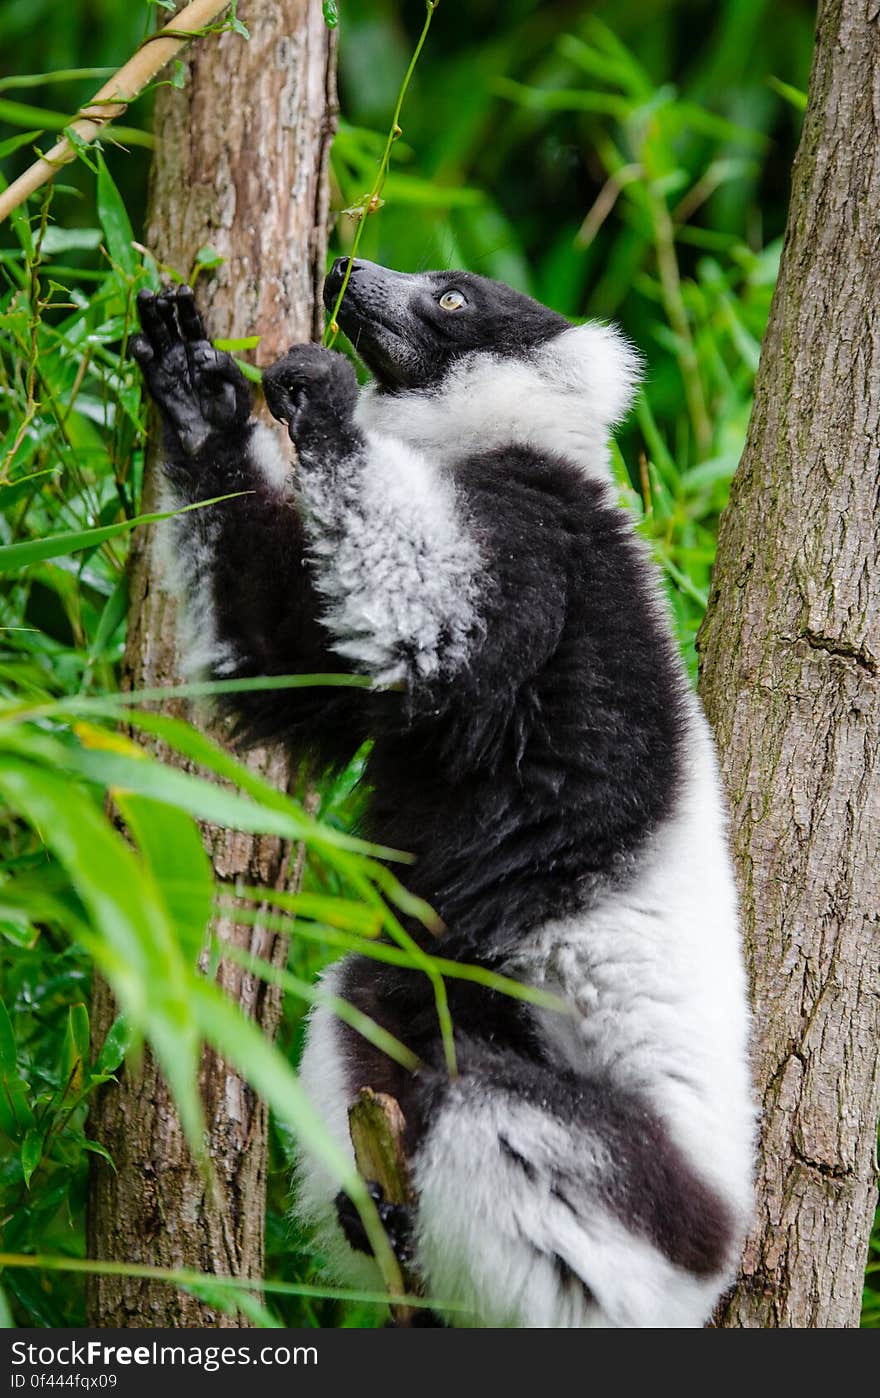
(132, 260, 753, 1328)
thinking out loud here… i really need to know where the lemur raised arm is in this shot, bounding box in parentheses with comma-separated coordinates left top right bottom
(133, 261, 753, 1328)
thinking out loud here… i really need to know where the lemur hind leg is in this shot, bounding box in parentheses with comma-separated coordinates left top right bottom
(131, 286, 252, 457)
(334, 1184, 416, 1266)
(334, 1187, 447, 1328)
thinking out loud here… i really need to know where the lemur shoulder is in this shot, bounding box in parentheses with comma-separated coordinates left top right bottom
(133, 260, 754, 1328)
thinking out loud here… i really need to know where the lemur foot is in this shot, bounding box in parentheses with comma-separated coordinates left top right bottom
(262, 344, 358, 447)
(132, 285, 252, 455)
(334, 1184, 416, 1268)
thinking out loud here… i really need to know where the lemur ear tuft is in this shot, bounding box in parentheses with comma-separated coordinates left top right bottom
(542, 321, 644, 428)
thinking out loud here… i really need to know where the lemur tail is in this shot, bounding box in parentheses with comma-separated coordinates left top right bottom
(404, 1043, 738, 1328)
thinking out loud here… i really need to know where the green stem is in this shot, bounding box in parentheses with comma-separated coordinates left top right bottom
(645, 185, 712, 456)
(323, 1, 439, 347)
(0, 1251, 441, 1311)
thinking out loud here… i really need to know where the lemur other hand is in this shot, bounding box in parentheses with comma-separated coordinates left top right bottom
(131, 285, 253, 455)
(262, 344, 358, 447)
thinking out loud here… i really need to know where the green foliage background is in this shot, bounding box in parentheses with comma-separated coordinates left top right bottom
(0, 0, 876, 1328)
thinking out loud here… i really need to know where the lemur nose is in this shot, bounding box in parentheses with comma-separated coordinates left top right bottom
(327, 257, 365, 290)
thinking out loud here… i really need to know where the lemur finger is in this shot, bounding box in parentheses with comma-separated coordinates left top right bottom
(175, 284, 205, 343)
(156, 291, 182, 346)
(334, 1191, 372, 1256)
(262, 372, 305, 431)
(191, 341, 234, 376)
(136, 289, 173, 353)
(129, 334, 154, 366)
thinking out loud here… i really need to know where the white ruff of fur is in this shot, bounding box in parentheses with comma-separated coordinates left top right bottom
(296, 435, 482, 688)
(355, 321, 642, 485)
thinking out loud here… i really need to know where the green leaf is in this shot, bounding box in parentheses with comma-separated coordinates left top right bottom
(191, 244, 225, 277)
(88, 573, 128, 659)
(185, 1279, 280, 1327)
(768, 75, 808, 112)
(0, 914, 37, 948)
(0, 757, 206, 1160)
(191, 977, 355, 1189)
(0, 68, 115, 95)
(0, 470, 60, 509)
(82, 1138, 116, 1169)
(115, 793, 213, 962)
(190, 978, 404, 1288)
(0, 99, 152, 148)
(0, 130, 42, 160)
(20, 1127, 43, 1187)
(68, 743, 312, 843)
(48, 701, 393, 859)
(0, 1076, 35, 1139)
(322, 1, 339, 28)
(41, 226, 103, 256)
(0, 998, 16, 1075)
(60, 1003, 90, 1097)
(94, 1016, 131, 1075)
(96, 153, 137, 277)
(213, 335, 261, 352)
(69, 1003, 90, 1061)
(0, 493, 247, 573)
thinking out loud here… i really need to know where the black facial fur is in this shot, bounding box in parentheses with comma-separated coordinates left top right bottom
(323, 258, 569, 391)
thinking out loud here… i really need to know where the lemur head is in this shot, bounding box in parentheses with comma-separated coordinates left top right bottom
(325, 259, 641, 478)
(324, 258, 568, 392)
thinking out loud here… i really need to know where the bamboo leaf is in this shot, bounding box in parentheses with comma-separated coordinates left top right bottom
(60, 1003, 90, 1097)
(96, 153, 137, 275)
(0, 757, 206, 1159)
(0, 998, 15, 1075)
(0, 494, 247, 573)
(21, 1127, 43, 1187)
(115, 792, 213, 961)
(82, 1138, 116, 1169)
(88, 573, 128, 658)
(94, 1016, 131, 1075)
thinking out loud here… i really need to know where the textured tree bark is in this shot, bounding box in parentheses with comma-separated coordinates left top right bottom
(86, 1, 336, 1327)
(699, 0, 880, 1329)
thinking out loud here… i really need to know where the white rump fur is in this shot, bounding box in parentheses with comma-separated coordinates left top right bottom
(296, 703, 754, 1327)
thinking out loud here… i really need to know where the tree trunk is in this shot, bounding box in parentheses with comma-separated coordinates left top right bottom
(698, 0, 880, 1329)
(86, 1, 336, 1327)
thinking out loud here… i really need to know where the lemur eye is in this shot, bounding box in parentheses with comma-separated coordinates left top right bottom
(438, 290, 467, 312)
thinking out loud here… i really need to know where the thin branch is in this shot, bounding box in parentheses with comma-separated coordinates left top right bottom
(0, 0, 237, 225)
